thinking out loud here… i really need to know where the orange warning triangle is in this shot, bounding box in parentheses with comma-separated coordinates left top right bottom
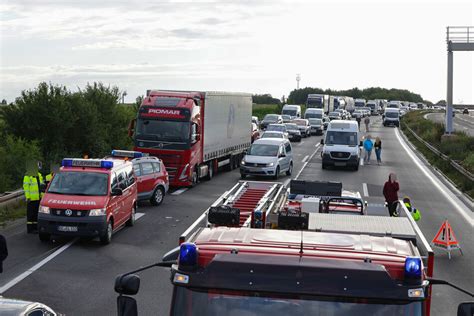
(431, 220, 460, 247)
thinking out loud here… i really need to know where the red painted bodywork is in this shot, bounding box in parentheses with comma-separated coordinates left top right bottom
(134, 91, 203, 187)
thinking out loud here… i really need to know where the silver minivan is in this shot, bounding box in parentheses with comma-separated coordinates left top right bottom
(240, 138, 293, 180)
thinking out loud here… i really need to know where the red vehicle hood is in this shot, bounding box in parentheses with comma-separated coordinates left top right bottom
(41, 193, 109, 209)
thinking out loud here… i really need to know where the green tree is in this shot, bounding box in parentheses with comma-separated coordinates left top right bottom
(252, 94, 281, 105)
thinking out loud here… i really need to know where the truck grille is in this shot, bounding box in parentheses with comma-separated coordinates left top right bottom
(51, 208, 88, 217)
(329, 152, 351, 159)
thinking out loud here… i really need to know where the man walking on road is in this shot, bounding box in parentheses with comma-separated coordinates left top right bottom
(363, 135, 373, 164)
(364, 116, 370, 132)
(383, 173, 400, 217)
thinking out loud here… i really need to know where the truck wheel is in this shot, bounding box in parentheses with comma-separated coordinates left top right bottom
(205, 163, 214, 180)
(126, 204, 136, 226)
(100, 221, 113, 245)
(286, 162, 293, 176)
(150, 187, 164, 206)
(273, 166, 280, 180)
(39, 232, 50, 242)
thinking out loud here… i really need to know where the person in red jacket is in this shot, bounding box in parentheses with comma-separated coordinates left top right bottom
(383, 173, 399, 217)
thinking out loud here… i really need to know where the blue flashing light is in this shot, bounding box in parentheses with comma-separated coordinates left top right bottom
(62, 159, 73, 167)
(111, 150, 144, 158)
(405, 257, 422, 279)
(179, 243, 198, 268)
(254, 209, 263, 220)
(101, 161, 114, 169)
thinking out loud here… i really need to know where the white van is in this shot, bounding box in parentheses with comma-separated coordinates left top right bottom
(383, 108, 400, 127)
(304, 108, 324, 119)
(321, 120, 360, 171)
(281, 104, 301, 119)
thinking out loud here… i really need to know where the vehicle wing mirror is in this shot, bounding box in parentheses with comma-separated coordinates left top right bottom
(117, 296, 138, 316)
(320, 139, 324, 145)
(115, 274, 141, 295)
(457, 303, 474, 316)
(112, 188, 123, 196)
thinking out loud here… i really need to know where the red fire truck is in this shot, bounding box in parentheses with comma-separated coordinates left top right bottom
(114, 180, 474, 315)
(129, 90, 252, 187)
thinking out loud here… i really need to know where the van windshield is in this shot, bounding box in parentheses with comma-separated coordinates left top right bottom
(325, 131, 358, 146)
(48, 171, 109, 196)
(385, 112, 399, 118)
(282, 109, 297, 116)
(248, 144, 279, 157)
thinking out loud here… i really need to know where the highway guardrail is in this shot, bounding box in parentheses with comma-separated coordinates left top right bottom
(403, 124, 474, 182)
(0, 189, 24, 208)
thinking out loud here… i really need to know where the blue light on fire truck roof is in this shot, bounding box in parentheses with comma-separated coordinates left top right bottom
(404, 257, 422, 279)
(61, 159, 114, 169)
(179, 243, 198, 268)
(111, 150, 143, 158)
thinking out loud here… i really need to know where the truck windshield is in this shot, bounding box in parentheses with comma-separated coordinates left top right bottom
(248, 144, 279, 156)
(47, 172, 108, 196)
(172, 287, 423, 316)
(307, 99, 323, 107)
(325, 131, 358, 146)
(136, 119, 190, 143)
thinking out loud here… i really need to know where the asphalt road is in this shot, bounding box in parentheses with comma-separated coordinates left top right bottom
(425, 111, 474, 136)
(0, 117, 472, 315)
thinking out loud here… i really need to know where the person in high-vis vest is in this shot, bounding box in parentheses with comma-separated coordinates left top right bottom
(23, 171, 44, 233)
(403, 196, 421, 221)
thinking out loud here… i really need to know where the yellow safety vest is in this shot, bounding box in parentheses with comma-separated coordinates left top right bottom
(23, 173, 44, 201)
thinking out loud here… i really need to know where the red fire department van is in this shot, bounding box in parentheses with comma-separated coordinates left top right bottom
(114, 180, 473, 315)
(108, 150, 169, 206)
(38, 158, 137, 244)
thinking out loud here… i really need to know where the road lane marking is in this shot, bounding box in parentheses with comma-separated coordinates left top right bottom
(302, 155, 309, 163)
(0, 239, 76, 294)
(283, 179, 291, 187)
(362, 183, 369, 197)
(136, 212, 145, 220)
(395, 128, 473, 224)
(171, 188, 188, 196)
(295, 144, 320, 179)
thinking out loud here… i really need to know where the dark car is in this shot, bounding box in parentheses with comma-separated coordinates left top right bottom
(284, 123, 302, 142)
(260, 114, 283, 130)
(463, 108, 469, 115)
(292, 119, 311, 137)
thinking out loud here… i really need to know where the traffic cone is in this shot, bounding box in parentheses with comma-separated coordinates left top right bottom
(431, 220, 463, 259)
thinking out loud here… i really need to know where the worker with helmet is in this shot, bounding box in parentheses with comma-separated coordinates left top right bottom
(23, 161, 45, 233)
(403, 196, 421, 221)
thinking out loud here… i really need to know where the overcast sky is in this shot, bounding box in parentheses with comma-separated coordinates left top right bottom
(1, 0, 473, 104)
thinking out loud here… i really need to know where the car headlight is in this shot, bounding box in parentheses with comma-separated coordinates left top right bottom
(89, 208, 106, 216)
(267, 162, 275, 167)
(39, 206, 50, 214)
(241, 160, 246, 166)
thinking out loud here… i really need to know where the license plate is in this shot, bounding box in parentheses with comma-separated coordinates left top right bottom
(57, 225, 78, 232)
(334, 162, 346, 167)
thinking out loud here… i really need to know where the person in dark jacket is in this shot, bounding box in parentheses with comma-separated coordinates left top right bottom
(0, 234, 7, 273)
(383, 173, 399, 217)
(374, 137, 382, 165)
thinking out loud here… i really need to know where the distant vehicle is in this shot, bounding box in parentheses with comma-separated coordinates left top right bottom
(304, 108, 324, 119)
(383, 108, 400, 127)
(410, 103, 418, 110)
(281, 114, 292, 123)
(281, 104, 301, 119)
(284, 123, 302, 142)
(260, 131, 286, 140)
(266, 123, 289, 139)
(328, 111, 343, 121)
(251, 122, 260, 143)
(367, 101, 379, 115)
(0, 296, 57, 315)
(322, 116, 330, 130)
(308, 118, 324, 135)
(240, 138, 293, 179)
(334, 108, 349, 120)
(352, 110, 363, 119)
(463, 108, 469, 114)
(354, 98, 366, 108)
(252, 116, 259, 126)
(260, 114, 282, 130)
(306, 94, 334, 113)
(292, 119, 311, 137)
(321, 120, 361, 171)
(417, 103, 426, 109)
(108, 150, 169, 207)
(387, 101, 401, 109)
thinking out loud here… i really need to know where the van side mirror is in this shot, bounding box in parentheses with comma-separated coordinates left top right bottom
(111, 188, 123, 196)
(457, 303, 474, 316)
(320, 139, 324, 145)
(115, 274, 140, 295)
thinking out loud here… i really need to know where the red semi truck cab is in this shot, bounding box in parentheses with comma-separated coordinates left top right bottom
(130, 90, 252, 187)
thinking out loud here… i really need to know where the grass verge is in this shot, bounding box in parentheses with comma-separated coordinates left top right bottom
(0, 199, 26, 227)
(401, 111, 473, 199)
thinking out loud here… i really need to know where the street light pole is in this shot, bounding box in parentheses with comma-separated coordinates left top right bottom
(296, 74, 301, 89)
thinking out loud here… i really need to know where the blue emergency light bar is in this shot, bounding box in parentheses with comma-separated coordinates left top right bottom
(111, 150, 144, 158)
(404, 257, 422, 280)
(62, 159, 114, 169)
